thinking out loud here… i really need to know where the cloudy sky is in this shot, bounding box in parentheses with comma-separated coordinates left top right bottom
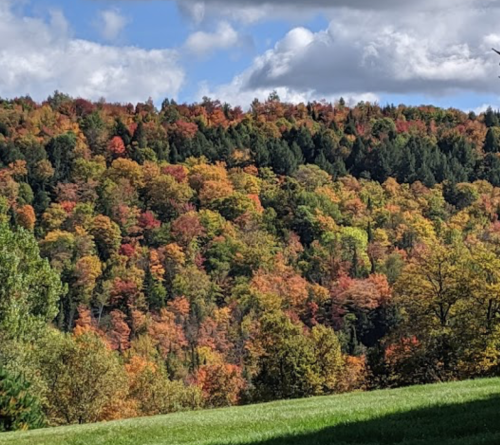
(2, 0, 500, 110)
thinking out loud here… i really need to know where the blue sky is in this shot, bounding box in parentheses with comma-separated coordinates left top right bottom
(1, 0, 500, 110)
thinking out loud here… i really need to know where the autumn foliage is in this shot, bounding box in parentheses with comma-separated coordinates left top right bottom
(2, 94, 500, 430)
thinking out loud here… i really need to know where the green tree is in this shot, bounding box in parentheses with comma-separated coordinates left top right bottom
(252, 312, 318, 401)
(310, 325, 344, 393)
(347, 137, 367, 176)
(0, 368, 45, 432)
(46, 133, 76, 183)
(37, 331, 126, 425)
(484, 128, 500, 153)
(0, 222, 64, 340)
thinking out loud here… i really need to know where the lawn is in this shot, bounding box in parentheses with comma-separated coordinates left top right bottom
(2, 378, 500, 445)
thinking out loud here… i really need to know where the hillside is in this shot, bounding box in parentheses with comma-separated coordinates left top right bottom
(3, 96, 500, 430)
(2, 378, 500, 445)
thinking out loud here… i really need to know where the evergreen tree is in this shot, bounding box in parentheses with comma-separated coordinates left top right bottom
(170, 143, 181, 163)
(46, 133, 76, 183)
(484, 107, 499, 128)
(0, 368, 45, 432)
(115, 119, 132, 146)
(481, 153, 500, 186)
(132, 121, 147, 149)
(314, 152, 334, 176)
(347, 137, 367, 176)
(251, 135, 270, 167)
(290, 142, 305, 165)
(331, 157, 347, 180)
(397, 145, 416, 183)
(369, 143, 396, 182)
(294, 127, 316, 163)
(484, 128, 500, 153)
(344, 111, 357, 136)
(270, 140, 298, 176)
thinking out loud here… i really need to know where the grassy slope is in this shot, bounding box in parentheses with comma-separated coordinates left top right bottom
(2, 378, 500, 445)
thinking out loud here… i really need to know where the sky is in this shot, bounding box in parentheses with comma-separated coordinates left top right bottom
(1, 0, 500, 111)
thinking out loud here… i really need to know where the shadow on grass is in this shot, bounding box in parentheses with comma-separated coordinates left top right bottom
(242, 394, 500, 445)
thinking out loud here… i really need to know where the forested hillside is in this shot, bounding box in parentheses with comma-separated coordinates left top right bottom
(1, 92, 500, 430)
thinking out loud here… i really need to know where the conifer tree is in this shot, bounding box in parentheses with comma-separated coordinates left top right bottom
(0, 368, 45, 432)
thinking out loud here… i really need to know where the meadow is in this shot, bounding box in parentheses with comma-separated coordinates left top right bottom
(2, 378, 499, 445)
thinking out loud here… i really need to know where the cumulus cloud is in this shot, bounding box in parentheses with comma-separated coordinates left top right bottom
(197, 2, 500, 104)
(96, 9, 129, 42)
(0, 2, 184, 103)
(185, 22, 240, 55)
(196, 78, 379, 108)
(472, 104, 497, 114)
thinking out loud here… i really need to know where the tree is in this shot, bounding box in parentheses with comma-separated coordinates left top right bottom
(293, 164, 331, 192)
(37, 331, 127, 425)
(484, 128, 500, 153)
(310, 325, 344, 393)
(46, 133, 76, 183)
(0, 368, 45, 432)
(484, 106, 499, 127)
(196, 363, 246, 407)
(171, 211, 206, 247)
(91, 215, 121, 260)
(16, 205, 36, 231)
(146, 174, 194, 219)
(107, 136, 126, 157)
(270, 140, 298, 175)
(108, 310, 131, 352)
(0, 222, 64, 340)
(347, 137, 367, 176)
(74, 255, 102, 303)
(394, 242, 471, 381)
(251, 311, 342, 401)
(125, 353, 203, 416)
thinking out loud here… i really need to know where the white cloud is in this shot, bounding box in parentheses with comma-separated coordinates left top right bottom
(49, 9, 70, 36)
(97, 9, 129, 42)
(185, 22, 240, 55)
(196, 79, 379, 108)
(471, 103, 500, 115)
(0, 2, 184, 104)
(196, 2, 500, 105)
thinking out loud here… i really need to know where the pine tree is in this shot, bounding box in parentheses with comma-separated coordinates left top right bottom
(251, 136, 270, 167)
(484, 128, 500, 153)
(270, 140, 298, 176)
(115, 119, 132, 146)
(347, 137, 367, 176)
(0, 368, 45, 432)
(484, 107, 499, 128)
(332, 157, 347, 180)
(295, 127, 315, 163)
(132, 122, 147, 149)
(45, 133, 76, 183)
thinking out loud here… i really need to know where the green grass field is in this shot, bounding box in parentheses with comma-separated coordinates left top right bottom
(2, 378, 500, 445)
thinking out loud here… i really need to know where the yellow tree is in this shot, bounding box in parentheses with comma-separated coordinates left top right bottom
(394, 242, 472, 380)
(460, 245, 500, 375)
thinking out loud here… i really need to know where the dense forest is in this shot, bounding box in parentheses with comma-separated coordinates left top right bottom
(2, 92, 500, 430)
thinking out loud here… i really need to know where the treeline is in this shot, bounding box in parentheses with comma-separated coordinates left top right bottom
(3, 93, 500, 190)
(1, 93, 500, 431)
